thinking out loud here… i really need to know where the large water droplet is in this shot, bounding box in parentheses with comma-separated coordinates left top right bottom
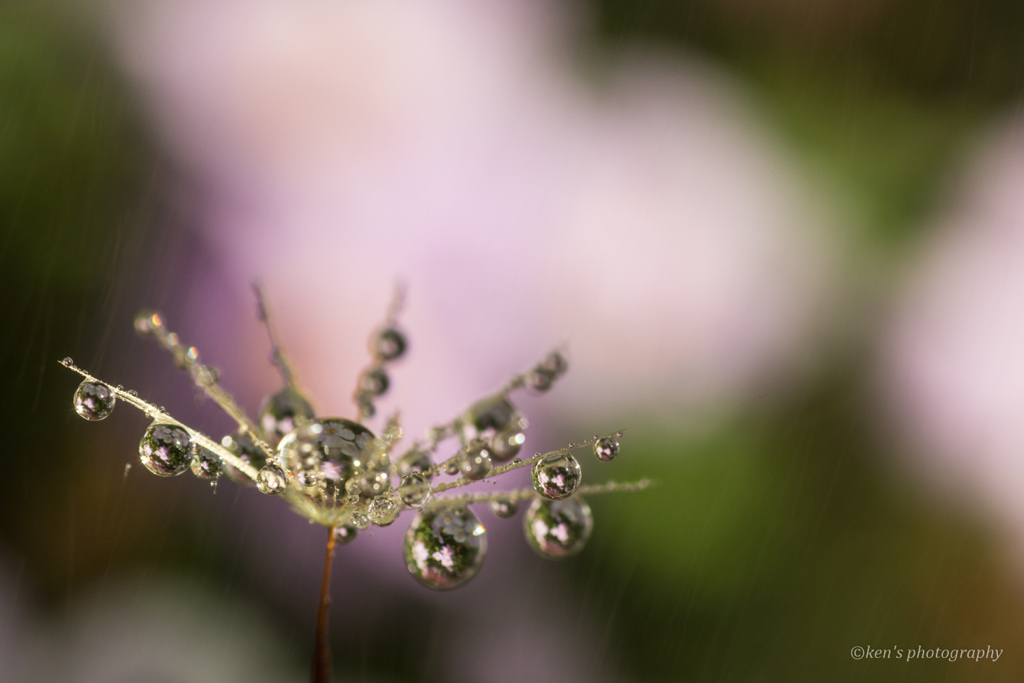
(222, 431, 266, 486)
(594, 437, 619, 462)
(139, 423, 193, 476)
(73, 380, 115, 421)
(459, 445, 492, 480)
(277, 418, 375, 502)
(531, 453, 581, 500)
(523, 496, 592, 559)
(190, 444, 223, 480)
(490, 499, 519, 518)
(368, 496, 400, 526)
(404, 508, 487, 590)
(258, 387, 315, 447)
(372, 327, 407, 361)
(399, 473, 431, 508)
(257, 464, 288, 495)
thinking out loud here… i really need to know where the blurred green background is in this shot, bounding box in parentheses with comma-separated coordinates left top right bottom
(5, 0, 1024, 680)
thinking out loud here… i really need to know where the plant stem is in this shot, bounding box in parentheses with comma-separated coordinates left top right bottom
(312, 526, 337, 683)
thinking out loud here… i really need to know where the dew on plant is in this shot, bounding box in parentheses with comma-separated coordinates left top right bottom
(531, 452, 582, 499)
(523, 496, 593, 559)
(404, 507, 487, 590)
(73, 380, 115, 420)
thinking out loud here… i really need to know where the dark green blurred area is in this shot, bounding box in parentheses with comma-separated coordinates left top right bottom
(5, 0, 1024, 680)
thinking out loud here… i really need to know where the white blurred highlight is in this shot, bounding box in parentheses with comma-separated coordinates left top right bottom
(883, 120, 1024, 538)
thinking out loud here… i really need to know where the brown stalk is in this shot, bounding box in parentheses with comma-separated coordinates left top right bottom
(311, 526, 337, 683)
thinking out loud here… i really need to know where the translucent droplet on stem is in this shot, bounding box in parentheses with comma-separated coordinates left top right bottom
(372, 327, 407, 361)
(139, 423, 193, 476)
(334, 525, 358, 545)
(73, 380, 115, 421)
(405, 508, 487, 590)
(523, 496, 592, 559)
(531, 453, 581, 500)
(490, 499, 519, 518)
(459, 446, 493, 480)
(368, 496, 400, 526)
(258, 387, 315, 447)
(594, 437, 619, 462)
(399, 472, 431, 507)
(190, 444, 223, 480)
(257, 464, 288, 495)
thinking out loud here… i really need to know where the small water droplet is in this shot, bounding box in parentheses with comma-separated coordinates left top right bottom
(490, 499, 519, 519)
(257, 464, 288, 495)
(139, 423, 193, 476)
(134, 310, 160, 335)
(466, 396, 518, 434)
(594, 437, 619, 462)
(61, 357, 73, 367)
(210, 480, 218, 494)
(459, 446, 493, 481)
(523, 496, 592, 559)
(350, 511, 371, 530)
(73, 380, 115, 421)
(334, 525, 358, 545)
(540, 350, 568, 376)
(526, 367, 555, 392)
(404, 507, 486, 590)
(368, 496, 400, 526)
(399, 473, 431, 507)
(190, 444, 223, 480)
(531, 453, 581, 500)
(444, 460, 460, 475)
(373, 327, 407, 361)
(359, 367, 390, 397)
(129, 390, 138, 397)
(123, 463, 131, 481)
(489, 419, 527, 462)
(397, 449, 433, 480)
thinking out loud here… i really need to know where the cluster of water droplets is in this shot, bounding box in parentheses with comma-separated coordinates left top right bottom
(64, 312, 630, 593)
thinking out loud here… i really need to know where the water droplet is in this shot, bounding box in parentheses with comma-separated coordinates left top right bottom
(357, 397, 376, 418)
(523, 496, 592, 559)
(61, 357, 74, 367)
(444, 460, 460, 476)
(210, 480, 218, 494)
(357, 469, 391, 497)
(459, 446, 492, 480)
(531, 453, 581, 500)
(359, 367, 390, 397)
(128, 390, 138, 397)
(139, 423, 193, 476)
(257, 464, 288, 495)
(490, 499, 519, 518)
(511, 457, 523, 465)
(350, 510, 370, 530)
(465, 396, 518, 434)
(222, 431, 267, 486)
(334, 525, 358, 545)
(190, 444, 223, 480)
(73, 380, 115, 420)
(373, 327, 407, 361)
(540, 350, 568, 376)
(594, 437, 619, 462)
(404, 508, 487, 590)
(258, 387, 315, 447)
(489, 418, 527, 462)
(133, 310, 160, 335)
(277, 418, 375, 503)
(399, 473, 431, 507)
(526, 367, 555, 392)
(397, 449, 433, 480)
(368, 496, 400, 526)
(345, 477, 362, 496)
